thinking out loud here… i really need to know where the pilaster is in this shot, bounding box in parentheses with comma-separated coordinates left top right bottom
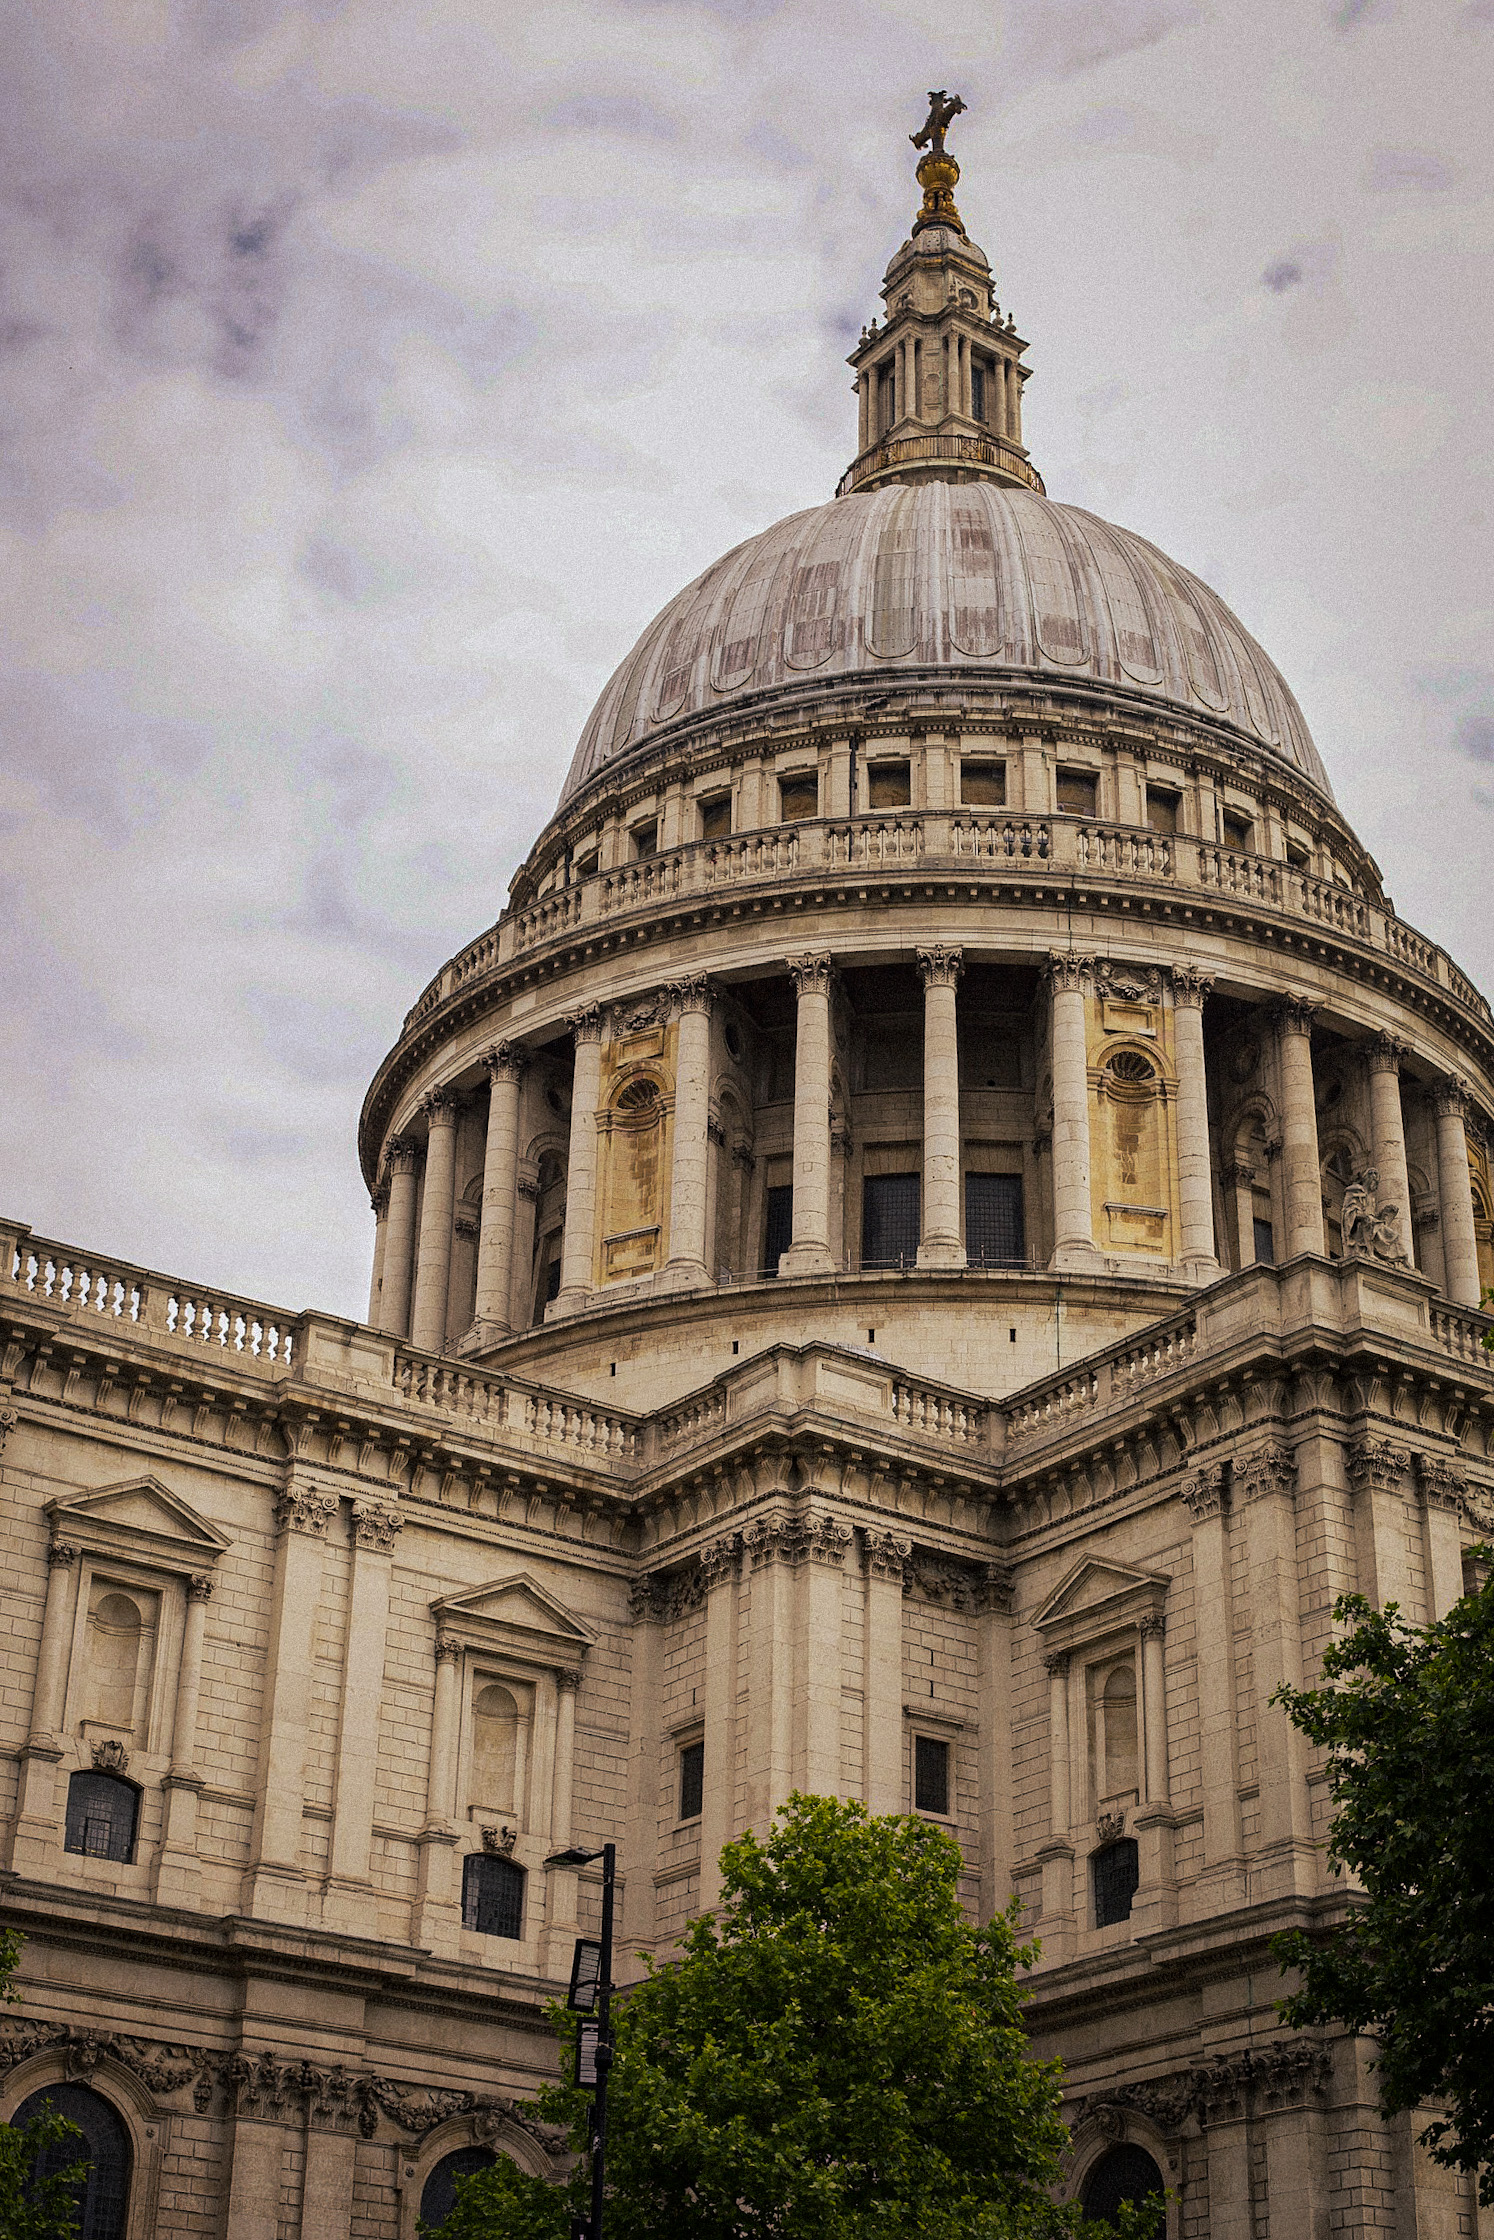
(244, 1481, 339, 1924)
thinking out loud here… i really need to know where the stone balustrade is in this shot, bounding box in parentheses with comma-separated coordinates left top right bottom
(1, 1221, 299, 1373)
(400, 812, 1492, 1039)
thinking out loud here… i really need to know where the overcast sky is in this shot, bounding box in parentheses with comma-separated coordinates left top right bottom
(2, 0, 1490, 1321)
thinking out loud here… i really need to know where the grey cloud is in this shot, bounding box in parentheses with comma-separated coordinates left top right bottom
(1004, 0, 1202, 81)
(1458, 711, 1494, 764)
(1263, 260, 1304, 293)
(1366, 147, 1457, 190)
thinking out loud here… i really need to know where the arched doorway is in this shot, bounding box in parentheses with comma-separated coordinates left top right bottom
(1080, 2141, 1165, 2230)
(419, 2145, 497, 2229)
(11, 2081, 132, 2240)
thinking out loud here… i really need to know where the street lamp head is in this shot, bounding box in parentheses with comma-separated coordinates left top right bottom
(545, 1844, 603, 1868)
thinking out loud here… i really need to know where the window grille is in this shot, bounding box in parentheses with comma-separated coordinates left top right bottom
(764, 1185, 793, 1275)
(13, 2082, 132, 2240)
(420, 2148, 497, 2231)
(862, 1172, 920, 1268)
(1092, 1838, 1140, 1927)
(679, 1739, 704, 1822)
(462, 1853, 525, 1939)
(913, 1735, 950, 1816)
(64, 1773, 138, 1865)
(965, 1173, 1025, 1267)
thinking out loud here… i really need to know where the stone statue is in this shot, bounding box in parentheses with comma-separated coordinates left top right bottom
(910, 91, 967, 155)
(1342, 1168, 1408, 1266)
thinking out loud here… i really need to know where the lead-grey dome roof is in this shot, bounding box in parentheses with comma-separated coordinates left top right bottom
(561, 481, 1330, 805)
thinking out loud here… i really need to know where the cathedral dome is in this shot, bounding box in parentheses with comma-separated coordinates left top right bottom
(560, 481, 1329, 808)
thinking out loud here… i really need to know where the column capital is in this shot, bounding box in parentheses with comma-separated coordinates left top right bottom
(1232, 1443, 1296, 1504)
(1346, 1437, 1408, 1493)
(1138, 1613, 1166, 1641)
(862, 1527, 912, 1582)
(351, 1499, 404, 1553)
(453, 1213, 479, 1242)
(1170, 965, 1215, 1010)
(787, 951, 834, 998)
(916, 943, 964, 989)
(555, 1666, 582, 1692)
(1180, 1462, 1228, 1523)
(420, 1088, 460, 1129)
(386, 1134, 420, 1177)
(434, 1633, 462, 1665)
(1046, 950, 1094, 997)
(516, 1172, 541, 1202)
(370, 1182, 389, 1220)
(698, 1534, 741, 1590)
(188, 1572, 216, 1602)
(1272, 995, 1319, 1039)
(1229, 1158, 1258, 1190)
(977, 1561, 1015, 1614)
(1042, 1649, 1070, 1679)
(483, 1039, 529, 1085)
(1416, 1455, 1467, 1515)
(1433, 1073, 1471, 1120)
(707, 1114, 728, 1149)
(1365, 1032, 1410, 1077)
(46, 1539, 79, 1570)
(665, 973, 714, 1017)
(274, 1486, 339, 1539)
(566, 1003, 605, 1046)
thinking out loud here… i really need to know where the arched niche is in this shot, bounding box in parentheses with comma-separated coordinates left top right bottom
(598, 1068, 670, 1283)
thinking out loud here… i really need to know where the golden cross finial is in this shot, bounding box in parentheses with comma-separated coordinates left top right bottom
(910, 91, 967, 235)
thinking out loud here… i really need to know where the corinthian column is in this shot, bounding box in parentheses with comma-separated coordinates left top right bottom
(379, 1137, 420, 1338)
(1365, 1035, 1412, 1263)
(1274, 998, 1323, 1257)
(556, 1006, 605, 1311)
(1433, 1076, 1482, 1306)
(1047, 953, 1099, 1268)
(665, 976, 714, 1286)
(473, 1042, 527, 1340)
(155, 1572, 215, 1906)
(1171, 967, 1218, 1278)
(784, 955, 835, 1275)
(916, 945, 965, 1268)
(410, 1091, 460, 1353)
(367, 1182, 388, 1326)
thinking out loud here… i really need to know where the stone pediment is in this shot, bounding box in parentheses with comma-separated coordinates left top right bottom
(432, 1573, 595, 1668)
(46, 1475, 231, 1571)
(1031, 1556, 1169, 1653)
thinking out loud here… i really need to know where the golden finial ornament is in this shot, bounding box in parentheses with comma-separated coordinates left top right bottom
(909, 89, 967, 236)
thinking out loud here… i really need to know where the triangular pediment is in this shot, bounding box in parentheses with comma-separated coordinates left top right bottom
(47, 1475, 231, 1562)
(433, 1572, 595, 1655)
(1032, 1557, 1170, 1636)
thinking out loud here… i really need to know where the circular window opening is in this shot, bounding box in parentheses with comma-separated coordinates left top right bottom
(1080, 2142, 1164, 2230)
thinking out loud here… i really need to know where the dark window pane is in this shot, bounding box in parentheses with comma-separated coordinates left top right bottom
(63, 1774, 137, 1865)
(914, 1735, 949, 1816)
(699, 795, 731, 841)
(867, 760, 911, 809)
(12, 2083, 132, 2240)
(862, 1173, 920, 1269)
(1080, 2144, 1165, 2231)
(462, 1854, 525, 1939)
(1145, 790, 1178, 836)
(679, 1740, 704, 1821)
(1253, 1217, 1276, 1266)
(779, 775, 819, 822)
(1056, 769, 1097, 816)
(631, 821, 657, 858)
(1092, 1838, 1140, 1927)
(1223, 813, 1253, 851)
(419, 2148, 497, 2231)
(970, 362, 986, 423)
(959, 760, 1005, 807)
(764, 1185, 793, 1275)
(966, 1174, 1025, 1267)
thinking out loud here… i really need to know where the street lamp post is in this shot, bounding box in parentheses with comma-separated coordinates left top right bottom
(545, 1839, 617, 2240)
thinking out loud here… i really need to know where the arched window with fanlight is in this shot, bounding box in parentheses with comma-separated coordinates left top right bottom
(64, 1771, 139, 1864)
(1098, 1045, 1168, 1253)
(1080, 2141, 1164, 2229)
(10, 2081, 132, 2240)
(420, 2146, 497, 2231)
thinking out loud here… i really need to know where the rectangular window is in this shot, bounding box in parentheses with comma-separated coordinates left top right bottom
(764, 1184, 794, 1276)
(631, 821, 658, 859)
(679, 1739, 704, 1822)
(574, 850, 599, 882)
(462, 1853, 525, 1938)
(1145, 789, 1179, 837)
(779, 773, 819, 822)
(914, 1734, 950, 1816)
(877, 360, 895, 435)
(1253, 1216, 1276, 1266)
(867, 760, 911, 810)
(1056, 768, 1098, 817)
(970, 362, 986, 424)
(1222, 811, 1253, 852)
(699, 793, 732, 841)
(862, 1172, 921, 1269)
(960, 759, 1006, 807)
(966, 1173, 1025, 1267)
(1285, 842, 1310, 871)
(1092, 1838, 1139, 1928)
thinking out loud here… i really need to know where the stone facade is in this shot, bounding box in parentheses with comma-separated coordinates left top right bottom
(5, 156, 1494, 2239)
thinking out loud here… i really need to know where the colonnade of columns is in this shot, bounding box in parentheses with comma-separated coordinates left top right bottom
(370, 951, 1491, 1353)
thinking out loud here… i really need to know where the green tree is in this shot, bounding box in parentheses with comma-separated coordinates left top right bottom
(0, 1930, 90, 2240)
(436, 1795, 1158, 2238)
(1272, 1555, 1494, 2204)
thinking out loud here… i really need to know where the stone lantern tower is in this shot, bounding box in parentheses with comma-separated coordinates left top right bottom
(3, 103, 1493, 2240)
